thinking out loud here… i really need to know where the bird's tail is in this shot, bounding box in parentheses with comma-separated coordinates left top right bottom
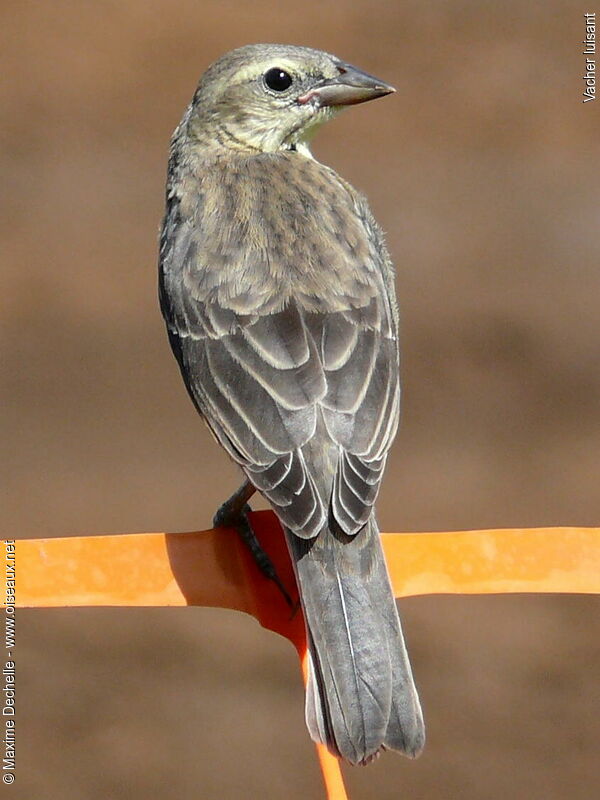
(285, 518, 425, 765)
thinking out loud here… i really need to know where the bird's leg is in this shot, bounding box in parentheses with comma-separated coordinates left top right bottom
(213, 480, 294, 608)
(213, 480, 256, 525)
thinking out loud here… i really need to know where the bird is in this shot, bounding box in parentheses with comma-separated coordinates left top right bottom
(158, 43, 424, 766)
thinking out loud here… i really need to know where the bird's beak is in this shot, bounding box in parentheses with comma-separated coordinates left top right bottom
(297, 63, 395, 108)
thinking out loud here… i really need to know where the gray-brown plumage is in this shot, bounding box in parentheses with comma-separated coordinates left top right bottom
(159, 43, 424, 765)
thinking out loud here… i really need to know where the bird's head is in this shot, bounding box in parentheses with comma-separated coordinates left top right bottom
(185, 43, 395, 155)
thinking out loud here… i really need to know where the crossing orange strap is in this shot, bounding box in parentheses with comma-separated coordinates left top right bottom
(5, 511, 600, 799)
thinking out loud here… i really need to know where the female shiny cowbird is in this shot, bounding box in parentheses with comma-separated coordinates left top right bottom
(159, 43, 424, 765)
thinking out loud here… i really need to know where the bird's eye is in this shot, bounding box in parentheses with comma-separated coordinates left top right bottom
(263, 68, 293, 92)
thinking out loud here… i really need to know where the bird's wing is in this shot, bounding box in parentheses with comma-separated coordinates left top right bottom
(306, 291, 400, 535)
(159, 153, 399, 538)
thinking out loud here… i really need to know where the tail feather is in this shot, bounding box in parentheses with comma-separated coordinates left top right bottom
(382, 589, 426, 758)
(286, 519, 424, 765)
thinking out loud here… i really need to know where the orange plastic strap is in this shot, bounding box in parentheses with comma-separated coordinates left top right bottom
(5, 512, 600, 800)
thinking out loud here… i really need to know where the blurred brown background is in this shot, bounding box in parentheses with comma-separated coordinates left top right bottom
(2, 1, 599, 798)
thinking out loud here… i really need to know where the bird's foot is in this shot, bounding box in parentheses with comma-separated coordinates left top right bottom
(213, 496, 294, 609)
